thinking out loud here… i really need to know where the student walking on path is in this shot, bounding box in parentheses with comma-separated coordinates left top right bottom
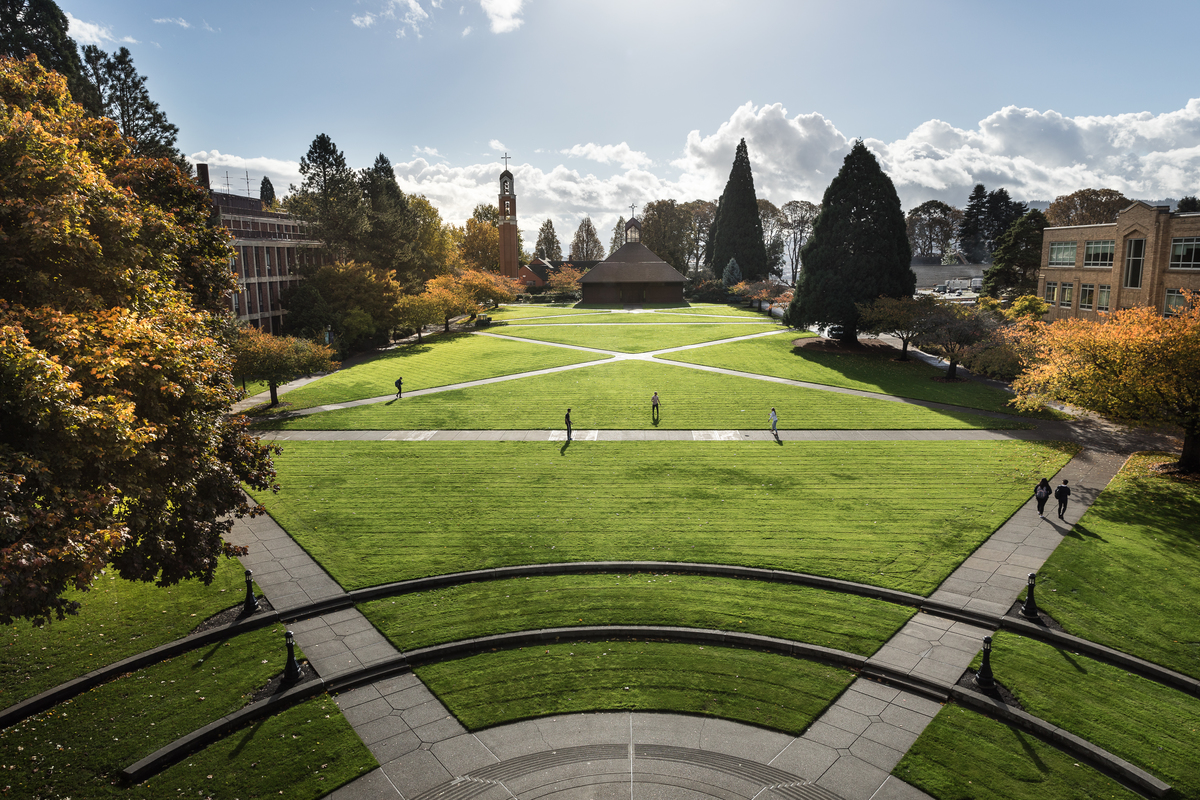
(1054, 478, 1071, 519)
(1034, 478, 1051, 518)
(565, 408, 572, 442)
(394, 377, 403, 399)
(651, 392, 660, 421)
(769, 407, 778, 436)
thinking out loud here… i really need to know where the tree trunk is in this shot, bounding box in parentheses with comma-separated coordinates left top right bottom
(945, 359, 958, 380)
(1179, 427, 1199, 472)
(899, 338, 910, 361)
(444, 316, 451, 333)
(416, 329, 423, 343)
(268, 380, 279, 407)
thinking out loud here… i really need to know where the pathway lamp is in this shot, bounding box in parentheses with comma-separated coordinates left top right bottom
(1021, 572, 1039, 620)
(284, 630, 301, 683)
(243, 569, 259, 615)
(974, 636, 995, 689)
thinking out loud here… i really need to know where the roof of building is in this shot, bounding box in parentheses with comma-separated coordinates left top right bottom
(579, 242, 687, 284)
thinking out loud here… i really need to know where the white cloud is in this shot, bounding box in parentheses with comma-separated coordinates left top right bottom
(65, 12, 136, 45)
(561, 142, 652, 171)
(480, 0, 523, 33)
(187, 150, 302, 197)
(352, 13, 376, 27)
(414, 145, 445, 158)
(489, 139, 507, 152)
(153, 17, 191, 28)
(462, 26, 472, 36)
(391, 0, 430, 38)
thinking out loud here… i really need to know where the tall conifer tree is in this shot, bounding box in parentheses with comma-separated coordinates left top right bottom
(536, 219, 562, 260)
(787, 141, 914, 341)
(707, 139, 769, 280)
(259, 175, 275, 206)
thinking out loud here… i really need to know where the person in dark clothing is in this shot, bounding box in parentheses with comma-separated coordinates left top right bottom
(1054, 479, 1071, 520)
(1034, 478, 1051, 518)
(394, 377, 403, 398)
(565, 408, 572, 442)
(651, 392, 660, 421)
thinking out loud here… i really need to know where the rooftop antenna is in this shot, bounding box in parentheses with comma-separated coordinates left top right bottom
(244, 170, 252, 197)
(223, 171, 232, 193)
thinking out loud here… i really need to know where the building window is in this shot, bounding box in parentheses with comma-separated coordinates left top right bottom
(1079, 283, 1095, 310)
(1124, 239, 1145, 288)
(1048, 241, 1077, 267)
(1165, 289, 1188, 316)
(1059, 282, 1073, 308)
(1097, 285, 1111, 312)
(1044, 282, 1057, 304)
(1083, 240, 1115, 268)
(1170, 237, 1200, 269)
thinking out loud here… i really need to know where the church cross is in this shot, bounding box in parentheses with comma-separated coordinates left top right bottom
(629, 203, 637, 218)
(502, 152, 511, 169)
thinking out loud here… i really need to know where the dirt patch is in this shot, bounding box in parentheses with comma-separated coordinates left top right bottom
(191, 597, 276, 636)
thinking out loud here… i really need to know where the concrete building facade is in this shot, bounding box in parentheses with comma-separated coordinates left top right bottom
(1038, 201, 1200, 320)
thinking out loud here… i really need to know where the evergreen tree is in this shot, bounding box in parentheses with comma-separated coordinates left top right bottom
(609, 215, 626, 255)
(1, 0, 99, 112)
(983, 209, 1047, 297)
(1177, 196, 1200, 213)
(569, 217, 605, 260)
(356, 153, 415, 276)
(259, 175, 276, 207)
(641, 199, 691, 272)
(786, 140, 914, 342)
(707, 139, 769, 280)
(286, 133, 365, 259)
(984, 188, 1027, 252)
(722, 258, 741, 287)
(79, 45, 182, 164)
(536, 218, 563, 260)
(958, 184, 989, 262)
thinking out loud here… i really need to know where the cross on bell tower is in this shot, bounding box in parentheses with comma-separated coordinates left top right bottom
(498, 157, 519, 280)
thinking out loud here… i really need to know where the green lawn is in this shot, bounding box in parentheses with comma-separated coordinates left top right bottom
(509, 312, 774, 325)
(978, 632, 1200, 798)
(268, 333, 610, 410)
(416, 640, 855, 734)
(251, 439, 1075, 595)
(895, 704, 1140, 800)
(1029, 453, 1200, 680)
(488, 305, 606, 320)
(497, 323, 781, 353)
(358, 573, 914, 654)
(0, 556, 255, 707)
(658, 333, 1030, 414)
(660, 304, 773, 318)
(257, 359, 1021, 431)
(0, 625, 374, 799)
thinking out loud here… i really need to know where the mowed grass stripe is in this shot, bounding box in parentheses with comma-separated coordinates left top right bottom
(495, 323, 781, 353)
(508, 313, 775, 325)
(659, 333, 1029, 414)
(258, 359, 1019, 431)
(275, 334, 610, 410)
(254, 440, 1075, 595)
(415, 641, 855, 734)
(359, 573, 915, 654)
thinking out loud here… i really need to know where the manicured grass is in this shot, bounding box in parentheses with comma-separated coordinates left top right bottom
(895, 704, 1140, 800)
(0, 625, 371, 799)
(415, 640, 855, 734)
(236, 377, 271, 399)
(663, 304, 774, 318)
(510, 312, 774, 325)
(142, 695, 376, 799)
(977, 632, 1200, 798)
(359, 573, 915, 654)
(658, 334, 1030, 415)
(251, 440, 1075, 595)
(497, 322, 781, 353)
(258, 359, 1021, 431)
(488, 305, 610, 321)
(270, 333, 610, 410)
(1030, 453, 1200, 680)
(0, 556, 255, 707)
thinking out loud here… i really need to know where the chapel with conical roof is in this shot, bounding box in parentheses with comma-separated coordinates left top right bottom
(577, 217, 686, 304)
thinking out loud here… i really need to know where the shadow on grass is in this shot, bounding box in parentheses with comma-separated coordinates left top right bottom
(1053, 645, 1089, 675)
(1087, 460, 1200, 550)
(1011, 728, 1049, 773)
(1065, 522, 1105, 541)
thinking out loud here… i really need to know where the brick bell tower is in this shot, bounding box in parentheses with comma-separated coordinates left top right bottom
(498, 155, 519, 280)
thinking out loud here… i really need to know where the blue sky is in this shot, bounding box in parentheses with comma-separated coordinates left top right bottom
(64, 0, 1200, 243)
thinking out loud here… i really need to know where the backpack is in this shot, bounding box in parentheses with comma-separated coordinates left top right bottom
(1035, 485, 1049, 500)
(1055, 485, 1069, 500)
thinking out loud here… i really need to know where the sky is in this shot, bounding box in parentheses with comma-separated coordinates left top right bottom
(63, 0, 1200, 245)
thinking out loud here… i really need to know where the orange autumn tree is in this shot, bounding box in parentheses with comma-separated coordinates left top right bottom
(231, 327, 338, 406)
(1012, 292, 1200, 471)
(0, 56, 278, 624)
(547, 264, 585, 298)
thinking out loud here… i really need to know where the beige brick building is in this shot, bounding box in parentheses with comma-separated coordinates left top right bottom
(1038, 201, 1200, 320)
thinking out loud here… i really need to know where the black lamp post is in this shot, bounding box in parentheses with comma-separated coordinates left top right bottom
(974, 636, 995, 689)
(284, 630, 301, 683)
(1021, 572, 1039, 619)
(242, 569, 259, 615)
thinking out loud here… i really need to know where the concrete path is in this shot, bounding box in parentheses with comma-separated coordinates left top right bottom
(258, 428, 1047, 444)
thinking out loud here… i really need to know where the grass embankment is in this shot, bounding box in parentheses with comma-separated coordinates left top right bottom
(963, 633, 1200, 798)
(497, 322, 781, 353)
(359, 573, 915, 654)
(511, 312, 769, 326)
(895, 704, 1141, 800)
(1, 557, 255, 708)
(252, 439, 1075, 595)
(0, 625, 377, 798)
(657, 304, 773, 318)
(273, 333, 610, 410)
(258, 359, 1021, 431)
(1030, 453, 1200, 680)
(416, 640, 855, 734)
(658, 334, 1032, 415)
(487, 305, 608, 321)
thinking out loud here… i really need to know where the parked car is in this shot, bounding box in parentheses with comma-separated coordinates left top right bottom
(934, 284, 948, 293)
(825, 324, 844, 339)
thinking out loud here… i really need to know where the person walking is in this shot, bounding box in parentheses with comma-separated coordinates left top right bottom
(1033, 478, 1051, 518)
(565, 408, 572, 442)
(769, 407, 778, 436)
(1054, 479, 1071, 520)
(651, 392, 660, 421)
(394, 377, 403, 399)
